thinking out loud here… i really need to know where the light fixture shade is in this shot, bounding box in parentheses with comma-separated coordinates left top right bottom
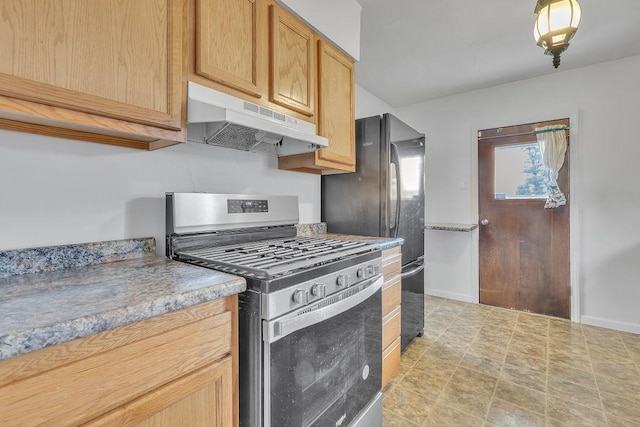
(533, 0, 582, 68)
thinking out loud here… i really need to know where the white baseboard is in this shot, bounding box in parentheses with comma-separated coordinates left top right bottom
(581, 315, 640, 335)
(425, 289, 474, 303)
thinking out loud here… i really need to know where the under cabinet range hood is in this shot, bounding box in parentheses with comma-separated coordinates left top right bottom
(186, 81, 328, 156)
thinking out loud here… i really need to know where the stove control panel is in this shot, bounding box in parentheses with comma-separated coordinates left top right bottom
(263, 253, 383, 318)
(227, 199, 269, 213)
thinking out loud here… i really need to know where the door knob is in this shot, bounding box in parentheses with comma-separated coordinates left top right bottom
(481, 219, 489, 226)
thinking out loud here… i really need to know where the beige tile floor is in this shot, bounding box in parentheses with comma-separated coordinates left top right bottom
(383, 295, 640, 426)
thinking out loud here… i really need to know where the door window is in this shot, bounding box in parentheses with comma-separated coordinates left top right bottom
(494, 143, 550, 200)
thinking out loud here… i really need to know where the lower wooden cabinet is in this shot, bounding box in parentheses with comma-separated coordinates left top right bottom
(0, 296, 238, 427)
(381, 246, 402, 388)
(382, 337, 401, 388)
(87, 356, 233, 427)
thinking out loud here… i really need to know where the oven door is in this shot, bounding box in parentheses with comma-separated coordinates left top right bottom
(263, 275, 383, 427)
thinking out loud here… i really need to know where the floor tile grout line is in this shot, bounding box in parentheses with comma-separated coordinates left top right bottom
(416, 299, 458, 426)
(424, 303, 491, 424)
(480, 308, 518, 425)
(618, 330, 640, 378)
(487, 310, 555, 421)
(585, 328, 611, 426)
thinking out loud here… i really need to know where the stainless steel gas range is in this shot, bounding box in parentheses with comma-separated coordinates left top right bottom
(166, 193, 384, 427)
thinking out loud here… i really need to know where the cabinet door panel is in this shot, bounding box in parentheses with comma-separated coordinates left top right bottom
(269, 4, 315, 117)
(85, 357, 233, 427)
(0, 0, 181, 130)
(382, 275, 401, 317)
(382, 337, 401, 388)
(316, 40, 355, 166)
(196, 0, 265, 97)
(382, 306, 401, 350)
(129, 358, 232, 427)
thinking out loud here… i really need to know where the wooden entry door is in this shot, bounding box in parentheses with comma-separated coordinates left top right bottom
(478, 119, 570, 318)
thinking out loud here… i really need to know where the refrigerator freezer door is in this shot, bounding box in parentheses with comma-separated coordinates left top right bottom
(401, 257, 425, 351)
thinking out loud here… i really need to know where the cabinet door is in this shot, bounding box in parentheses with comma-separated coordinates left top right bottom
(86, 357, 233, 427)
(195, 0, 266, 98)
(269, 3, 315, 117)
(0, 0, 181, 130)
(316, 40, 355, 167)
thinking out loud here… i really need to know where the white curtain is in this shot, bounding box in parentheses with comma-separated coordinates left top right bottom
(535, 125, 568, 209)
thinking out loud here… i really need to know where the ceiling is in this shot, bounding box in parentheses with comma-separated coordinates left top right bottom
(355, 0, 640, 107)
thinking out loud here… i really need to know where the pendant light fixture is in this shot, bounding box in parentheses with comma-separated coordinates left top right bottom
(533, 0, 582, 68)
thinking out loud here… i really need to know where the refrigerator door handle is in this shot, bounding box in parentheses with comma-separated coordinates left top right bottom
(401, 257, 425, 279)
(389, 142, 402, 237)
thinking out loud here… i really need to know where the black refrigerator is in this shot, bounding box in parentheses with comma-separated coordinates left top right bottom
(321, 113, 425, 351)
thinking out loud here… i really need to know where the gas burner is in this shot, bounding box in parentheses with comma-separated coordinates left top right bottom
(176, 237, 376, 279)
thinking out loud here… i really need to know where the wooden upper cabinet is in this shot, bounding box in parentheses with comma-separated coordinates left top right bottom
(268, 2, 316, 117)
(316, 39, 355, 168)
(278, 38, 355, 174)
(195, 0, 266, 98)
(0, 0, 183, 148)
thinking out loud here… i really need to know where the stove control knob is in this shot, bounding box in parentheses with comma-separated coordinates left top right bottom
(292, 290, 309, 305)
(373, 264, 381, 275)
(336, 274, 349, 287)
(357, 267, 365, 278)
(311, 284, 326, 298)
(366, 265, 375, 276)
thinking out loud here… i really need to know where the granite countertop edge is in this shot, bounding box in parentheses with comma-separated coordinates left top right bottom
(0, 277, 245, 361)
(425, 222, 479, 232)
(0, 238, 246, 361)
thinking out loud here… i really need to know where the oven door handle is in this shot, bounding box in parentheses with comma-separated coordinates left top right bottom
(263, 275, 384, 344)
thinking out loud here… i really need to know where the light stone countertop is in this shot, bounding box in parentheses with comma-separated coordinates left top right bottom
(0, 239, 245, 360)
(424, 222, 479, 232)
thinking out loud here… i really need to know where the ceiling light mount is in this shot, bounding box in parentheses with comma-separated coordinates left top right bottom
(533, 0, 582, 68)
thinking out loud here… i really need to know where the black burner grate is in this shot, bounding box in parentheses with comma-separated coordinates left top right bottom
(177, 237, 375, 278)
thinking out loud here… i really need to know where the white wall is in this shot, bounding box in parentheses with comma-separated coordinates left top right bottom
(0, 132, 320, 254)
(395, 54, 640, 333)
(0, 85, 393, 258)
(355, 84, 398, 118)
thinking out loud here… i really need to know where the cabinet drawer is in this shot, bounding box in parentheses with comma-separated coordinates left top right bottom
(382, 246, 401, 259)
(382, 254, 402, 278)
(382, 306, 401, 350)
(0, 307, 232, 426)
(382, 337, 401, 388)
(382, 275, 401, 317)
